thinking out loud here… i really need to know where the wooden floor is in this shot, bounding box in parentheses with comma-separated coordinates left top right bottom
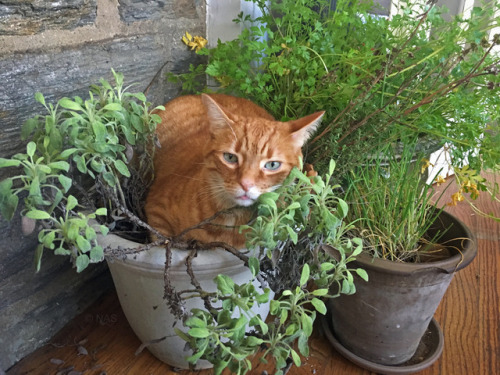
(7, 175, 499, 375)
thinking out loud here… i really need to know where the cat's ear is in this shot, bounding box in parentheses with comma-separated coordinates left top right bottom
(201, 94, 234, 130)
(288, 111, 325, 147)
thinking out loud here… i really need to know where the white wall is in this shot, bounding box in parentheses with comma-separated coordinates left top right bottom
(206, 0, 266, 45)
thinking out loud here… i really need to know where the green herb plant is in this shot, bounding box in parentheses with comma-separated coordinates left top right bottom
(1, 72, 365, 374)
(343, 138, 449, 262)
(173, 0, 500, 210)
(176, 161, 366, 374)
(0, 70, 163, 272)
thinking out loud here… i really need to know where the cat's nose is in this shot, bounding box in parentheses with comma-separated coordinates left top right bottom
(240, 178, 254, 192)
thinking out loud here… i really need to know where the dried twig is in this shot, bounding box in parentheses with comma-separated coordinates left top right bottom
(100, 182, 166, 240)
(163, 241, 186, 320)
(185, 248, 217, 315)
(175, 205, 250, 239)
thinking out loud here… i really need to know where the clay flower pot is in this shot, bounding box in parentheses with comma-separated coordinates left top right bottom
(326, 211, 477, 371)
(99, 233, 271, 369)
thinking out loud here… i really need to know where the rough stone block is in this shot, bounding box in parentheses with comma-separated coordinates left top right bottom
(118, 0, 200, 22)
(0, 32, 202, 163)
(0, 0, 97, 36)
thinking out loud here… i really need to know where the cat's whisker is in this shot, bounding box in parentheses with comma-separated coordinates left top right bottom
(269, 184, 282, 192)
(196, 183, 227, 202)
(169, 173, 206, 182)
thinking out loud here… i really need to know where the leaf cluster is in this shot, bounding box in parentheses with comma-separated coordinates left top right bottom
(0, 70, 163, 271)
(177, 161, 366, 374)
(174, 0, 500, 188)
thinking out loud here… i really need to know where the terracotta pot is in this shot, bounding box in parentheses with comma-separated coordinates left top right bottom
(328, 210, 477, 366)
(99, 233, 271, 369)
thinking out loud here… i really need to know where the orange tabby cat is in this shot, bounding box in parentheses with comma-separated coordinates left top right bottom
(145, 94, 324, 249)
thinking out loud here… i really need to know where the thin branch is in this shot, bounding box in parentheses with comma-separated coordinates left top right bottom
(163, 241, 187, 320)
(175, 205, 249, 239)
(185, 248, 217, 316)
(100, 182, 167, 240)
(199, 241, 250, 264)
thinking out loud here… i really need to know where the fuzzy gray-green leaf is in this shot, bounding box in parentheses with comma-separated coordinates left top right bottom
(76, 254, 90, 272)
(26, 209, 51, 220)
(0, 158, 21, 168)
(113, 159, 130, 177)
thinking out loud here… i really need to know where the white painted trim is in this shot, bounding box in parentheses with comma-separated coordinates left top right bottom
(206, 0, 266, 46)
(206, 0, 241, 45)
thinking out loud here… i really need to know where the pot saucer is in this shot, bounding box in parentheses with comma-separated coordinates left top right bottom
(321, 314, 444, 375)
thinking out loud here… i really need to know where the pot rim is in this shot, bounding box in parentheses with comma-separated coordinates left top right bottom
(98, 231, 251, 273)
(350, 210, 477, 275)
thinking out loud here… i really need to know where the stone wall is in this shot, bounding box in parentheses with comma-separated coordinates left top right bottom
(0, 0, 205, 370)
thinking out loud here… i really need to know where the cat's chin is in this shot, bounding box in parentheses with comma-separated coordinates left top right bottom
(234, 197, 256, 207)
(233, 193, 258, 207)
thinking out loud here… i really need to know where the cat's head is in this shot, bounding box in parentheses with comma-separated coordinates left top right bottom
(202, 94, 324, 207)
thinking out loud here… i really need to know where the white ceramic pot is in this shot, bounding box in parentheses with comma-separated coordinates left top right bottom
(99, 233, 271, 369)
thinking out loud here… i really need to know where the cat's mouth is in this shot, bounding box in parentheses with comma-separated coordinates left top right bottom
(235, 194, 256, 207)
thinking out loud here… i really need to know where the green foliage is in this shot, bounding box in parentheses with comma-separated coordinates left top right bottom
(0, 70, 163, 272)
(178, 161, 365, 374)
(343, 137, 447, 262)
(174, 0, 500, 187)
(244, 161, 348, 254)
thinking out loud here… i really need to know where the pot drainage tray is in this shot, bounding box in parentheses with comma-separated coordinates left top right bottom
(321, 314, 444, 375)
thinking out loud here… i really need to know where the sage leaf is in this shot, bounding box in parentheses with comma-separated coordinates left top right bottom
(66, 195, 78, 211)
(59, 98, 83, 111)
(301, 313, 314, 337)
(102, 103, 122, 111)
(216, 274, 235, 294)
(248, 256, 260, 277)
(0, 158, 21, 168)
(26, 142, 36, 157)
(34, 92, 46, 106)
(311, 297, 327, 315)
(113, 159, 130, 177)
(76, 236, 91, 252)
(49, 161, 70, 172)
(34, 244, 43, 272)
(188, 327, 210, 338)
(90, 246, 104, 262)
(60, 148, 78, 159)
(300, 264, 310, 287)
(76, 254, 90, 272)
(95, 207, 107, 216)
(92, 122, 107, 141)
(356, 268, 369, 281)
(58, 175, 72, 193)
(26, 210, 51, 220)
(298, 333, 309, 356)
(290, 349, 301, 367)
(21, 118, 38, 140)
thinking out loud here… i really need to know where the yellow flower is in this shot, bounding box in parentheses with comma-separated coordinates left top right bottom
(181, 31, 192, 45)
(434, 175, 446, 186)
(448, 190, 465, 206)
(182, 31, 207, 52)
(421, 158, 434, 174)
(463, 180, 480, 200)
(281, 43, 291, 51)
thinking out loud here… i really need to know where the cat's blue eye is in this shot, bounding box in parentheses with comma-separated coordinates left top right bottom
(223, 153, 238, 164)
(264, 161, 282, 171)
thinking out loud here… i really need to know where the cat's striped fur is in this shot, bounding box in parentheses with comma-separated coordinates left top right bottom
(145, 94, 324, 248)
